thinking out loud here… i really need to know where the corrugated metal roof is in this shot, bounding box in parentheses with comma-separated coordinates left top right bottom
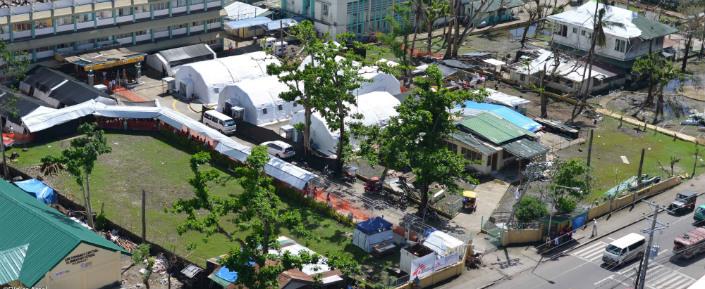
(158, 44, 215, 64)
(0, 244, 28, 285)
(0, 180, 127, 287)
(501, 138, 548, 159)
(457, 112, 534, 145)
(450, 132, 497, 155)
(632, 16, 678, 40)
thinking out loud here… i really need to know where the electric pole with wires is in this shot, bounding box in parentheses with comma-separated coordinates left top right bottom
(634, 201, 668, 289)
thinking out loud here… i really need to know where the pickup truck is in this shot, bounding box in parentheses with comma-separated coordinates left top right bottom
(674, 227, 705, 259)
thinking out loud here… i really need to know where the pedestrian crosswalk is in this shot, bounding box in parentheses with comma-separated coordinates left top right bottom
(573, 241, 696, 289)
(570, 241, 608, 262)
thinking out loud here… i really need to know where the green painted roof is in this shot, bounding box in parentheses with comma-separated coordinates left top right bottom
(632, 16, 678, 40)
(457, 112, 534, 145)
(0, 244, 28, 285)
(450, 132, 497, 155)
(0, 180, 127, 287)
(501, 138, 548, 159)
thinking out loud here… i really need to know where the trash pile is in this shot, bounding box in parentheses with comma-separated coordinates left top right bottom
(681, 112, 705, 126)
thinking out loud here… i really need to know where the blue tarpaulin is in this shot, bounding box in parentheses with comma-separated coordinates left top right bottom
(216, 266, 238, 283)
(224, 16, 272, 30)
(356, 216, 392, 235)
(13, 179, 56, 204)
(457, 101, 542, 132)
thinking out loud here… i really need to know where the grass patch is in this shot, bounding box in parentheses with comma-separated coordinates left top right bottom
(8, 132, 388, 272)
(557, 117, 703, 202)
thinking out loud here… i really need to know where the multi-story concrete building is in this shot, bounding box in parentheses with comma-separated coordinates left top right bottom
(1, 0, 227, 62)
(281, 0, 398, 37)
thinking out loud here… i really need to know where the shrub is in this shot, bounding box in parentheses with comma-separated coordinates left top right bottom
(515, 196, 548, 223)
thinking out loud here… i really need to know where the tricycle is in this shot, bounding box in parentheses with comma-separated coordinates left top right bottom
(463, 190, 477, 213)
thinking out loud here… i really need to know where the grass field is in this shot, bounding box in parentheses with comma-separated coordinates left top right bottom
(557, 117, 704, 202)
(7, 132, 387, 270)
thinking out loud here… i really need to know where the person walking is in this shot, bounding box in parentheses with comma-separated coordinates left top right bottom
(591, 219, 598, 238)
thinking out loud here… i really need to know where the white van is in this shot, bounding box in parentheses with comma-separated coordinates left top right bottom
(203, 110, 236, 135)
(602, 233, 646, 266)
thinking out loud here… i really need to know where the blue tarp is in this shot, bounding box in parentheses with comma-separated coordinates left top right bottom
(457, 101, 542, 132)
(356, 216, 392, 235)
(266, 18, 298, 31)
(224, 16, 272, 30)
(13, 179, 56, 204)
(216, 266, 238, 283)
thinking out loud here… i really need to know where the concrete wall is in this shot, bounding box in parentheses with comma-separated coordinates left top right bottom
(501, 227, 544, 246)
(393, 261, 465, 289)
(587, 177, 681, 220)
(37, 243, 122, 289)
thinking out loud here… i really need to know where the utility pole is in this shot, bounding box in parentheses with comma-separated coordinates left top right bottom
(586, 129, 594, 167)
(633, 148, 646, 207)
(634, 201, 668, 289)
(693, 141, 699, 178)
(141, 189, 147, 242)
(1, 117, 8, 179)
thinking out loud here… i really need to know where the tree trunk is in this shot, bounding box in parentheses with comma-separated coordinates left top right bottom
(653, 87, 665, 124)
(419, 184, 430, 218)
(682, 32, 693, 73)
(443, 0, 457, 59)
(426, 19, 434, 56)
(699, 35, 704, 59)
(402, 33, 411, 86)
(516, 19, 533, 62)
(379, 167, 390, 187)
(304, 106, 312, 156)
(410, 1, 421, 59)
(570, 0, 600, 123)
(85, 173, 95, 228)
(540, 66, 547, 118)
(0, 117, 8, 179)
(646, 74, 654, 106)
(335, 102, 345, 176)
(450, 1, 463, 58)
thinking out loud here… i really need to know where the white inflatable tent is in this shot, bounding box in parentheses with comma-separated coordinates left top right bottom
(173, 51, 280, 104)
(290, 91, 400, 157)
(217, 76, 294, 126)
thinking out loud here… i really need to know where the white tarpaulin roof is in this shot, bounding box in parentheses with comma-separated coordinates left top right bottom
(484, 88, 530, 107)
(483, 58, 506, 66)
(224, 1, 269, 20)
(514, 49, 615, 82)
(21, 102, 317, 190)
(423, 231, 464, 257)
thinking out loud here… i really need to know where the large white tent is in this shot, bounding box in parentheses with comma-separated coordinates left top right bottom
(217, 76, 294, 126)
(173, 51, 280, 104)
(423, 231, 465, 271)
(299, 55, 402, 96)
(290, 91, 400, 157)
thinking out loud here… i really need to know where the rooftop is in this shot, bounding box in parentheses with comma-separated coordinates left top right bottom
(59, 48, 146, 71)
(457, 112, 534, 145)
(0, 180, 127, 287)
(547, 1, 677, 40)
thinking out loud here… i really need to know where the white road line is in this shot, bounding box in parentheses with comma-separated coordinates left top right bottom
(572, 241, 606, 256)
(581, 250, 605, 261)
(663, 277, 695, 289)
(648, 271, 681, 288)
(618, 264, 639, 275)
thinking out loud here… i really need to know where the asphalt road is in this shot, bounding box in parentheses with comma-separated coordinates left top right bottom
(489, 201, 705, 289)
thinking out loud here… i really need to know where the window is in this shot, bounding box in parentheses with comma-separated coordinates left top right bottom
(581, 30, 586, 36)
(262, 108, 268, 115)
(13, 22, 32, 32)
(117, 7, 132, 17)
(278, 104, 283, 110)
(322, 3, 329, 17)
(76, 13, 94, 22)
(293, 102, 298, 107)
(446, 142, 458, 153)
(461, 148, 482, 161)
(502, 151, 513, 159)
(614, 39, 626, 53)
(151, 2, 168, 11)
(572, 27, 577, 34)
(115, 32, 132, 39)
(520, 74, 526, 81)
(554, 24, 567, 37)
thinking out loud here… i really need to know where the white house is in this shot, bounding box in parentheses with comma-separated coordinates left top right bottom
(510, 49, 624, 94)
(173, 51, 280, 104)
(547, 2, 677, 65)
(217, 76, 296, 126)
(281, 0, 393, 37)
(290, 91, 400, 157)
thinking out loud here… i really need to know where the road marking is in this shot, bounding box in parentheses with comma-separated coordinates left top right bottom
(572, 241, 606, 256)
(662, 277, 694, 289)
(648, 271, 680, 288)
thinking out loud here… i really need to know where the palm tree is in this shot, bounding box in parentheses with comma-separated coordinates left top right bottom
(653, 62, 679, 124)
(570, 0, 607, 123)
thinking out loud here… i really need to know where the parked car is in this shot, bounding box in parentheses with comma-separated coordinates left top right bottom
(694, 205, 705, 224)
(668, 192, 697, 215)
(261, 141, 295, 159)
(203, 110, 236, 135)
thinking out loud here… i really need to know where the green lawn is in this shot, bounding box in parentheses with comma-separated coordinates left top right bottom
(557, 117, 704, 202)
(8, 132, 390, 272)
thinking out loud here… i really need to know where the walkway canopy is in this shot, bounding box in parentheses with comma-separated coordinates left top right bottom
(59, 48, 146, 72)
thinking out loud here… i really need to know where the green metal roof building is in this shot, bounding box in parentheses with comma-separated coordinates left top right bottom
(0, 180, 127, 289)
